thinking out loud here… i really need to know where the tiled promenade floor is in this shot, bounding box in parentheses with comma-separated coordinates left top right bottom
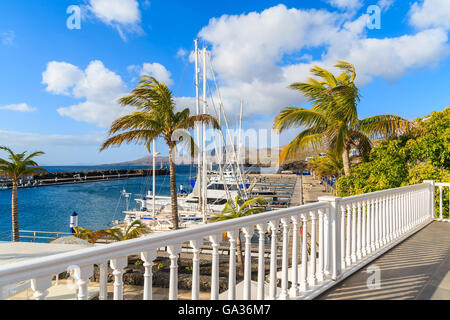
(318, 221, 450, 300)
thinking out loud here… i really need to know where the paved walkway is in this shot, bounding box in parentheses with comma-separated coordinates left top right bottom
(318, 222, 450, 300)
(290, 175, 331, 207)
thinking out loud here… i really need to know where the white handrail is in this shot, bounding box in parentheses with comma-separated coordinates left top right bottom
(0, 182, 440, 300)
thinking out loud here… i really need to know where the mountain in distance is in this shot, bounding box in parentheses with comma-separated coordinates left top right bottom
(105, 145, 324, 167)
(107, 155, 170, 167)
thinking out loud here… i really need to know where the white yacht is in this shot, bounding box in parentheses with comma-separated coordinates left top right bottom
(121, 171, 250, 229)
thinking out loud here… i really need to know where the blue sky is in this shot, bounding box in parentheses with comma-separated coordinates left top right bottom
(0, 0, 449, 165)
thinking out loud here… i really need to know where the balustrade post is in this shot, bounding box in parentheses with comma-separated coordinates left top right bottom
(395, 194, 400, 238)
(345, 204, 352, 266)
(323, 208, 330, 275)
(317, 210, 325, 283)
(31, 276, 52, 300)
(74, 265, 94, 300)
(141, 250, 157, 301)
(362, 201, 367, 257)
(308, 212, 317, 287)
(227, 230, 239, 300)
(340, 206, 346, 269)
(299, 213, 309, 292)
(209, 234, 222, 300)
(190, 239, 203, 301)
(110, 257, 128, 300)
(382, 196, 387, 246)
(99, 261, 108, 300)
(439, 186, 443, 221)
(242, 227, 254, 300)
(370, 199, 376, 252)
(167, 245, 182, 300)
(356, 202, 362, 260)
(318, 197, 342, 280)
(375, 199, 380, 249)
(268, 220, 279, 300)
(279, 218, 290, 300)
(402, 192, 406, 233)
(424, 181, 436, 220)
(257, 223, 267, 300)
(351, 203, 357, 263)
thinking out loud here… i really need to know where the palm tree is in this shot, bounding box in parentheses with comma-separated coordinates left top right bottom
(212, 196, 266, 276)
(73, 227, 109, 244)
(308, 150, 344, 180)
(104, 220, 151, 242)
(100, 76, 220, 230)
(73, 221, 151, 243)
(274, 61, 412, 176)
(0, 147, 46, 242)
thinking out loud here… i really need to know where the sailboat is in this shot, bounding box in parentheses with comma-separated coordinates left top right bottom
(119, 40, 253, 231)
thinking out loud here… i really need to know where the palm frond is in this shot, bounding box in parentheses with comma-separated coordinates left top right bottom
(358, 115, 412, 139)
(100, 130, 160, 151)
(273, 107, 328, 132)
(278, 130, 326, 165)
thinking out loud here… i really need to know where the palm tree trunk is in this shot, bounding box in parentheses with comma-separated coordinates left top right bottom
(299, 172, 304, 205)
(168, 145, 179, 230)
(342, 148, 351, 176)
(11, 181, 19, 242)
(236, 231, 244, 277)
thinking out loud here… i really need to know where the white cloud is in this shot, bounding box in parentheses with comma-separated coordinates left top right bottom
(327, 0, 363, 11)
(43, 60, 130, 128)
(195, 4, 450, 122)
(176, 48, 188, 60)
(0, 103, 36, 113)
(325, 28, 450, 84)
(0, 130, 104, 147)
(42, 62, 84, 95)
(129, 62, 174, 86)
(1, 30, 15, 45)
(199, 5, 342, 83)
(409, 0, 450, 30)
(377, 0, 395, 11)
(87, 0, 142, 40)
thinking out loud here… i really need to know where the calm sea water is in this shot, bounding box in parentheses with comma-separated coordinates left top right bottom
(0, 165, 196, 236)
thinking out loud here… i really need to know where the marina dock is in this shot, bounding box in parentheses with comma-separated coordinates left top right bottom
(0, 168, 169, 190)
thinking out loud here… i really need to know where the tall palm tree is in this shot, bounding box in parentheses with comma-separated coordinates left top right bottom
(212, 196, 266, 277)
(274, 61, 412, 176)
(0, 147, 46, 242)
(100, 76, 219, 230)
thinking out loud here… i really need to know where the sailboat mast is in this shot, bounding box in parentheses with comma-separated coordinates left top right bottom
(152, 139, 156, 221)
(202, 46, 208, 223)
(238, 100, 243, 167)
(194, 39, 202, 212)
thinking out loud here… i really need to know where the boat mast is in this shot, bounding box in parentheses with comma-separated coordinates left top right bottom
(238, 100, 243, 169)
(202, 46, 208, 223)
(152, 139, 157, 221)
(194, 39, 202, 213)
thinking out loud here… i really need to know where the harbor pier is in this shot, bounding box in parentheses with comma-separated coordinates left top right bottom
(0, 168, 170, 190)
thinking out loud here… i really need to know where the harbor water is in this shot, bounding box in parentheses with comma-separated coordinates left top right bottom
(0, 165, 195, 237)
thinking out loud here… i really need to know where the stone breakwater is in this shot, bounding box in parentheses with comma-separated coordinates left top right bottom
(0, 168, 170, 188)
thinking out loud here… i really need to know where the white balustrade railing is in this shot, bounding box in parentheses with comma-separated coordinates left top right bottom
(0, 182, 439, 300)
(434, 182, 450, 222)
